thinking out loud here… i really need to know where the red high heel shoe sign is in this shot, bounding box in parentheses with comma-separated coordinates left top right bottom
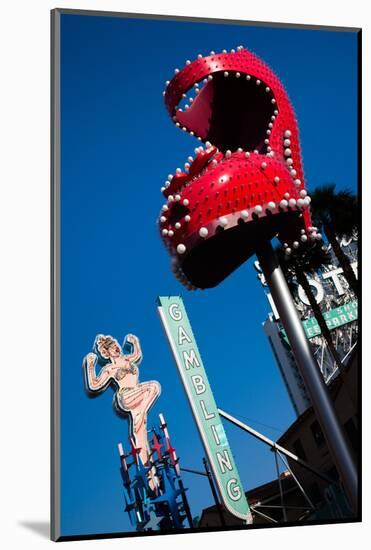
(158, 47, 316, 289)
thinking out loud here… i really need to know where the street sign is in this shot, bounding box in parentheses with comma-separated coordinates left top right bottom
(280, 300, 358, 342)
(157, 296, 252, 523)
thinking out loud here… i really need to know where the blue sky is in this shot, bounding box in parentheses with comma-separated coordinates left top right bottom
(60, 13, 358, 536)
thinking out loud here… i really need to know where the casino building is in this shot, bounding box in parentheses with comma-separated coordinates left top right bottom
(261, 233, 358, 416)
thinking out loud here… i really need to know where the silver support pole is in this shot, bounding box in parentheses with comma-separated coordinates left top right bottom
(250, 506, 278, 524)
(276, 450, 315, 510)
(256, 240, 357, 514)
(218, 408, 333, 484)
(274, 449, 287, 522)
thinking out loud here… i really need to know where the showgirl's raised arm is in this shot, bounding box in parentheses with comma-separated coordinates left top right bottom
(83, 352, 112, 393)
(124, 334, 142, 365)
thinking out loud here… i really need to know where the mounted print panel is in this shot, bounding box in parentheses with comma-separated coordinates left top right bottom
(51, 9, 360, 541)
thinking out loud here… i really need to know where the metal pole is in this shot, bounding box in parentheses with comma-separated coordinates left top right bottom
(256, 240, 357, 514)
(181, 466, 208, 477)
(276, 450, 315, 511)
(177, 477, 194, 528)
(203, 457, 226, 526)
(274, 449, 288, 522)
(218, 408, 333, 484)
(250, 506, 278, 524)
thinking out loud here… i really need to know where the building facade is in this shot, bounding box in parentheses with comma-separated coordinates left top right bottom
(260, 233, 358, 416)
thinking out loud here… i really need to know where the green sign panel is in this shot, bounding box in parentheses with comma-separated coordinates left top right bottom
(281, 300, 358, 342)
(157, 296, 252, 523)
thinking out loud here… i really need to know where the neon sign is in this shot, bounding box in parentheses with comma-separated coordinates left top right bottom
(83, 333, 161, 466)
(157, 296, 252, 523)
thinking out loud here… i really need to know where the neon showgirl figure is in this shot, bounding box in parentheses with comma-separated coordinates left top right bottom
(83, 333, 161, 466)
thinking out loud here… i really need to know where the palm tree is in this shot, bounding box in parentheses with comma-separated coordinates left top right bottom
(276, 241, 344, 373)
(310, 184, 358, 295)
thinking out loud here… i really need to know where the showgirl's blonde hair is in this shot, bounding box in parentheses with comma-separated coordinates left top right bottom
(95, 334, 120, 360)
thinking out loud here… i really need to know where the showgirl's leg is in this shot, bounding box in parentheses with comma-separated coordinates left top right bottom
(129, 382, 161, 465)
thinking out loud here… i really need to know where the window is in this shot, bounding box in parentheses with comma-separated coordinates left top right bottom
(310, 420, 325, 448)
(292, 438, 307, 461)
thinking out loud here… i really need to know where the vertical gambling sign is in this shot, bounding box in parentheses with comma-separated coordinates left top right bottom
(157, 296, 252, 523)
